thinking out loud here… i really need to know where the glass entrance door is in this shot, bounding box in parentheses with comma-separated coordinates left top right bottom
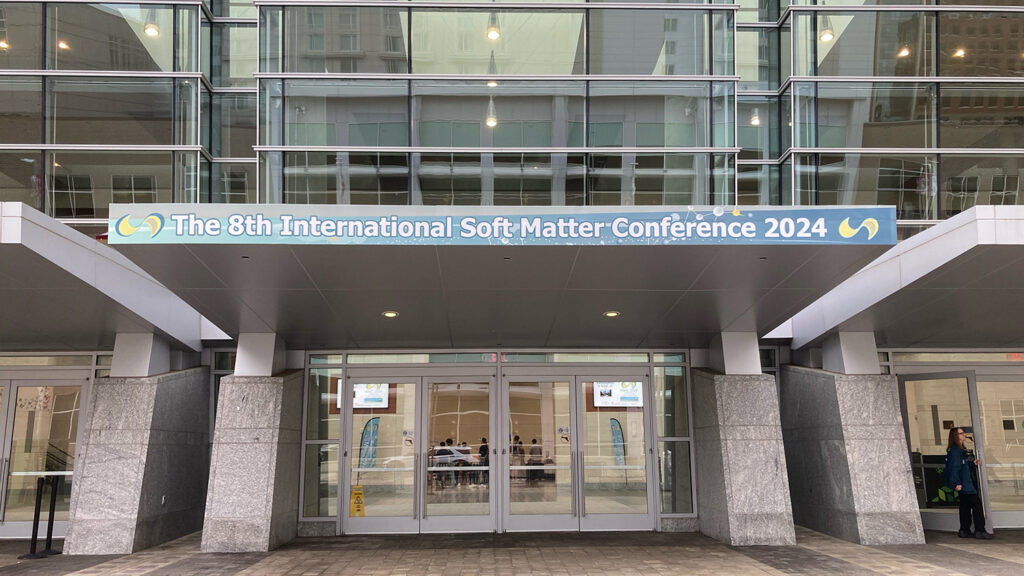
(341, 372, 496, 533)
(899, 372, 991, 532)
(501, 372, 655, 531)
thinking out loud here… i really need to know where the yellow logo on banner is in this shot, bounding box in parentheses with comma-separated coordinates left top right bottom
(350, 486, 365, 517)
(838, 217, 880, 240)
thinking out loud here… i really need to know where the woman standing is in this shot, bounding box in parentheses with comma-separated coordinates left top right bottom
(945, 427, 992, 539)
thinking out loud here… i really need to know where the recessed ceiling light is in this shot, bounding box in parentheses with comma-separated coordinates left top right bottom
(382, 310, 399, 318)
(0, 40, 9, 50)
(57, 40, 70, 50)
(953, 48, 966, 58)
(897, 46, 910, 58)
(603, 311, 620, 318)
(144, 23, 160, 38)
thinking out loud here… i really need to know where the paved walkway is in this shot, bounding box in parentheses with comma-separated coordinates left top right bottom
(0, 528, 1021, 575)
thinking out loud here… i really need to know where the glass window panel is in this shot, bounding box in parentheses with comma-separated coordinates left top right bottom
(712, 153, 735, 205)
(213, 351, 236, 371)
(736, 0, 779, 24)
(175, 151, 198, 203)
(176, 6, 197, 72)
(737, 164, 782, 206)
(940, 12, 1024, 77)
(816, 83, 935, 148)
(588, 153, 711, 207)
(212, 93, 257, 158)
(659, 440, 692, 514)
(285, 7, 408, 74)
(939, 155, 1024, 218)
(0, 355, 91, 367)
(413, 80, 583, 149)
(426, 382, 490, 517)
(214, 0, 257, 19)
(655, 367, 688, 438)
(738, 96, 779, 160)
(48, 4, 175, 72)
(814, 12, 934, 77)
(492, 153, 585, 207)
(176, 79, 197, 147)
(590, 10, 706, 76)
(309, 354, 344, 365)
(737, 28, 779, 91)
(940, 85, 1024, 149)
(0, 78, 41, 144)
(589, 82, 708, 148)
(797, 153, 938, 220)
(285, 80, 408, 147)
(47, 78, 174, 145)
(260, 79, 283, 147)
(211, 23, 257, 88)
(47, 151, 173, 219)
(302, 444, 338, 517)
(417, 153, 482, 206)
(260, 6, 282, 74)
(3, 386, 80, 522)
(711, 82, 735, 147)
(0, 3, 43, 69)
(793, 82, 815, 148)
(502, 352, 649, 363)
(653, 353, 685, 363)
(794, 12, 815, 77)
(211, 162, 257, 204)
(411, 10, 584, 75)
(284, 152, 340, 205)
(306, 368, 341, 441)
(348, 153, 409, 205)
(712, 11, 734, 76)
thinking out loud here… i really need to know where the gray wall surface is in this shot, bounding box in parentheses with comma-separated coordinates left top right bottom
(65, 367, 210, 554)
(692, 368, 796, 546)
(779, 365, 924, 545)
(202, 370, 303, 552)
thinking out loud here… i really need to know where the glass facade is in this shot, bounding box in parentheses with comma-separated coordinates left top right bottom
(2, 1, 1024, 228)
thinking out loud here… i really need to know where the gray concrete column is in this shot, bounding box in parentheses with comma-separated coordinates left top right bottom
(65, 367, 210, 554)
(692, 368, 796, 546)
(779, 365, 925, 545)
(201, 370, 303, 552)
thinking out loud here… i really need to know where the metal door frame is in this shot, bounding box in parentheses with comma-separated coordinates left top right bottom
(339, 366, 498, 534)
(898, 370, 992, 534)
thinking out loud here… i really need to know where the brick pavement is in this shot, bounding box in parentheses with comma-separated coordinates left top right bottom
(0, 528, 1021, 575)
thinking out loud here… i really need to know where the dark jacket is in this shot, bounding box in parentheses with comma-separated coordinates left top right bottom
(945, 445, 978, 495)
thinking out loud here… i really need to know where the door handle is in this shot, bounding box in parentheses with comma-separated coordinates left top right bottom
(421, 452, 429, 520)
(578, 450, 586, 518)
(413, 452, 419, 520)
(570, 451, 577, 518)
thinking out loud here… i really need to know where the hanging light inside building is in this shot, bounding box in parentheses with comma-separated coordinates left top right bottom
(486, 11, 501, 41)
(819, 16, 834, 43)
(0, 39, 9, 50)
(143, 8, 160, 37)
(954, 48, 966, 58)
(486, 96, 498, 128)
(897, 46, 911, 58)
(487, 50, 498, 87)
(57, 40, 70, 50)
(750, 108, 761, 127)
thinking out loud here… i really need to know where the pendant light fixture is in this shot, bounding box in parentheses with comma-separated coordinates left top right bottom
(486, 96, 498, 128)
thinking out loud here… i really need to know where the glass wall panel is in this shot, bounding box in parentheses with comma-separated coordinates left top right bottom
(737, 28, 779, 91)
(711, 82, 735, 147)
(493, 153, 585, 206)
(260, 79, 283, 146)
(213, 0, 256, 19)
(0, 78, 41, 144)
(591, 10, 706, 76)
(654, 367, 687, 438)
(797, 153, 938, 219)
(260, 6, 282, 73)
(940, 12, 1024, 77)
(940, 85, 1024, 149)
(260, 150, 281, 203)
(0, 151, 43, 210)
(282, 152, 410, 205)
(588, 153, 711, 206)
(903, 376, 971, 513)
(47, 78, 174, 145)
(46, 151, 174, 219)
(285, 6, 408, 74)
(658, 441, 692, 514)
(176, 78, 197, 146)
(939, 155, 1024, 217)
(738, 96, 778, 160)
(176, 6, 197, 72)
(415, 80, 583, 149)
(793, 82, 815, 147)
(589, 82, 707, 148)
(48, 4, 175, 72)
(977, 381, 1024, 513)
(815, 83, 936, 148)
(211, 23, 257, 87)
(737, 164, 782, 205)
(812, 12, 934, 77)
(306, 368, 341, 440)
(426, 381, 490, 517)
(210, 162, 256, 203)
(0, 3, 43, 69)
(302, 444, 338, 517)
(736, 0, 778, 24)
(712, 153, 736, 205)
(417, 153, 482, 205)
(286, 80, 407, 147)
(411, 10, 584, 75)
(212, 93, 257, 157)
(175, 150, 197, 202)
(507, 381, 571, 516)
(712, 11, 734, 76)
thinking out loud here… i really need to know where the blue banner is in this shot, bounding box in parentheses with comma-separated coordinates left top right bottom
(108, 204, 896, 246)
(358, 417, 379, 469)
(610, 418, 626, 467)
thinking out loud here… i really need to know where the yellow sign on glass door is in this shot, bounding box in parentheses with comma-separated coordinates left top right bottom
(350, 485, 365, 517)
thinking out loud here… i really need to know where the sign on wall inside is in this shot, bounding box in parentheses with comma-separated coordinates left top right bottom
(593, 381, 644, 408)
(108, 205, 897, 246)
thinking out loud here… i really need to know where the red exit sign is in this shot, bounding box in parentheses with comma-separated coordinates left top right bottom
(1008, 353, 1024, 362)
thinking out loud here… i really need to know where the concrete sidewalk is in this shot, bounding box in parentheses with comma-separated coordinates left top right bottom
(0, 527, 1021, 575)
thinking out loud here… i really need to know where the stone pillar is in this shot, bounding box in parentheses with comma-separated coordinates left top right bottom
(692, 368, 796, 546)
(201, 370, 303, 552)
(65, 367, 210, 554)
(779, 365, 925, 545)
